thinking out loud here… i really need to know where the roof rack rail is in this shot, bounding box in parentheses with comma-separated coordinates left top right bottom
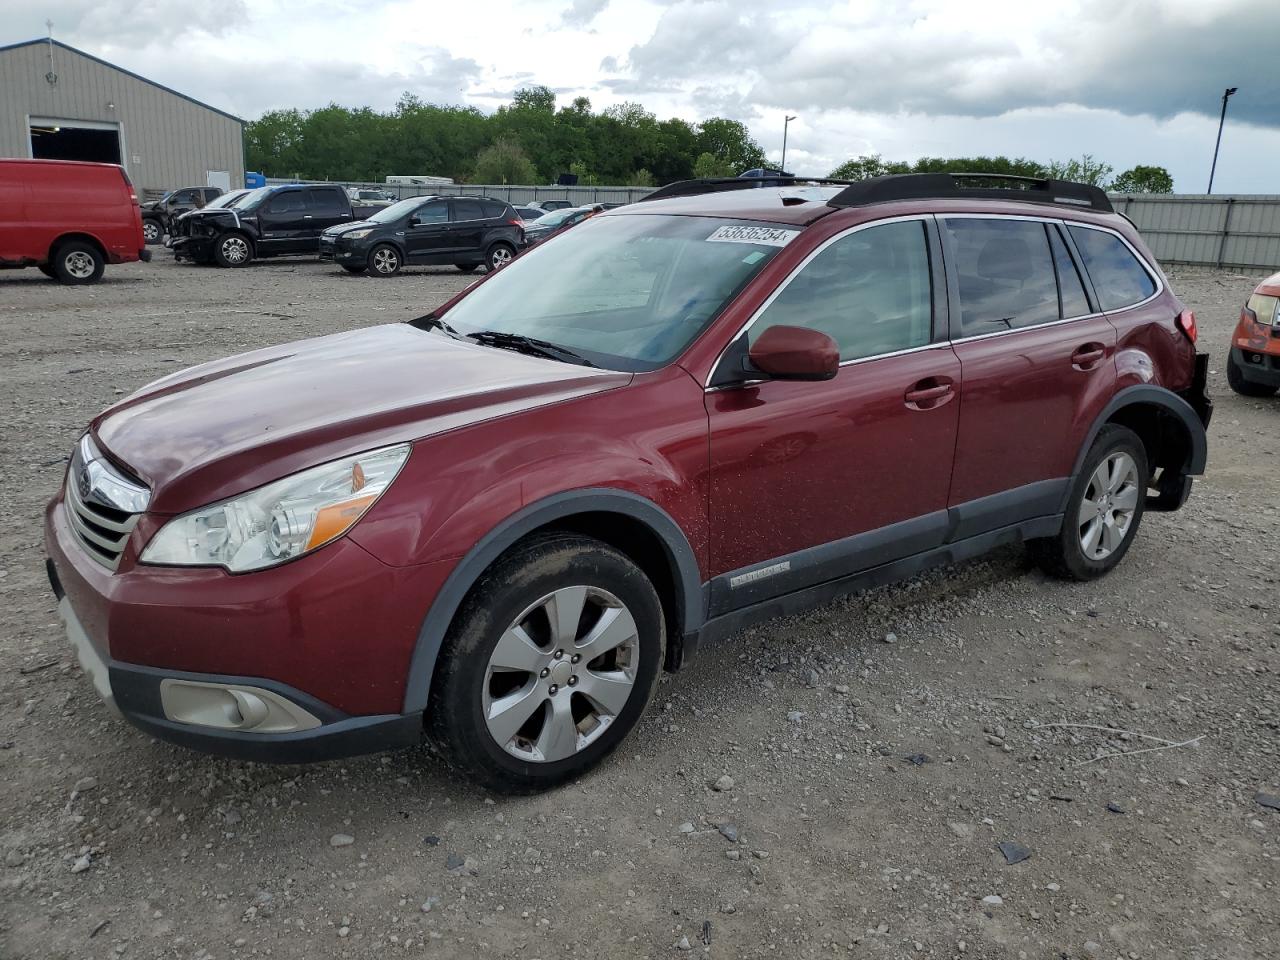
(640, 176, 853, 203)
(827, 173, 1113, 213)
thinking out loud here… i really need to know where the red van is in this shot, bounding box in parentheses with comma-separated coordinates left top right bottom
(0, 158, 150, 284)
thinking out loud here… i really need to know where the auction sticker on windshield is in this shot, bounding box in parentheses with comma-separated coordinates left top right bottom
(705, 225, 798, 247)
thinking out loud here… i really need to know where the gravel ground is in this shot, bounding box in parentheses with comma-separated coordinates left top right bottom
(1, 256, 1277, 960)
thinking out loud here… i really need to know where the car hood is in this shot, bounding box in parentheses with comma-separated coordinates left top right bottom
(92, 323, 631, 513)
(324, 219, 376, 236)
(1257, 270, 1280, 297)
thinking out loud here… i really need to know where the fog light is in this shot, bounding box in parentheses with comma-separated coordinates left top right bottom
(159, 679, 321, 733)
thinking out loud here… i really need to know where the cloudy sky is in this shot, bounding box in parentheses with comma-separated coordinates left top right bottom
(4, 0, 1278, 191)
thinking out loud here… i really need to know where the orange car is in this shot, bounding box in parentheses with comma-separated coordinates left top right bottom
(1228, 271, 1280, 397)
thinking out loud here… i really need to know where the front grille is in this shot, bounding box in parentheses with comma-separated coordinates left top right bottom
(64, 437, 148, 572)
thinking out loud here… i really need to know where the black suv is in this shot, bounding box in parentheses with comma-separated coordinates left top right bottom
(171, 184, 361, 267)
(141, 186, 223, 244)
(320, 196, 524, 276)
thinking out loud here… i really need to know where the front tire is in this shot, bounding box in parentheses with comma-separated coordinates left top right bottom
(1227, 351, 1279, 397)
(142, 218, 162, 245)
(456, 263, 480, 274)
(427, 534, 665, 793)
(51, 242, 105, 284)
(1030, 424, 1147, 581)
(213, 232, 252, 268)
(367, 243, 402, 277)
(341, 264, 367, 274)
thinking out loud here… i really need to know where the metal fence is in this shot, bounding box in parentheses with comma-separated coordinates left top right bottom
(264, 178, 1280, 271)
(1109, 194, 1280, 271)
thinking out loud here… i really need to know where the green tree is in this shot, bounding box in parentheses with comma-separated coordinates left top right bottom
(472, 138, 539, 184)
(628, 168, 657, 187)
(912, 156, 1046, 178)
(1044, 154, 1113, 187)
(695, 118, 766, 175)
(693, 152, 736, 178)
(568, 160, 600, 186)
(1111, 165, 1174, 194)
(828, 155, 911, 180)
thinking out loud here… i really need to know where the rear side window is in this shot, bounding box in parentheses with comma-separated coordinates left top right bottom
(750, 219, 933, 362)
(1067, 226, 1156, 310)
(1049, 225, 1091, 317)
(452, 200, 484, 222)
(944, 218, 1058, 335)
(307, 188, 346, 213)
(481, 200, 508, 219)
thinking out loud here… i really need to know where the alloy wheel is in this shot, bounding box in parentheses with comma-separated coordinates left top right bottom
(221, 236, 249, 264)
(482, 585, 640, 763)
(1077, 452, 1140, 560)
(143, 221, 160, 243)
(489, 246, 513, 269)
(372, 247, 399, 274)
(64, 251, 96, 279)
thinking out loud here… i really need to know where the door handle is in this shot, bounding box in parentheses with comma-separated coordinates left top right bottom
(303, 215, 313, 219)
(904, 377, 955, 410)
(1071, 342, 1106, 369)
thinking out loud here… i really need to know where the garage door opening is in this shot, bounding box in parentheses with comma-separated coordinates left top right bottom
(29, 121, 121, 164)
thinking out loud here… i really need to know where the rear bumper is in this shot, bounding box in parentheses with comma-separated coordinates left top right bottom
(1180, 352, 1214, 429)
(1231, 347, 1280, 387)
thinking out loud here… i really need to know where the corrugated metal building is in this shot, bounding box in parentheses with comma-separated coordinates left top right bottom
(0, 38, 243, 198)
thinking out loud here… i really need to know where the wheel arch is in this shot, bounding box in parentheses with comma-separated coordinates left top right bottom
(48, 232, 106, 263)
(1062, 385, 1207, 514)
(401, 489, 703, 715)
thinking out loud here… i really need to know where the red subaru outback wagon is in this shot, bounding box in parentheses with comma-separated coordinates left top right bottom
(46, 174, 1211, 791)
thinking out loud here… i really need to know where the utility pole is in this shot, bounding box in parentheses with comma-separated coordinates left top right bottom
(781, 116, 796, 173)
(1207, 86, 1238, 194)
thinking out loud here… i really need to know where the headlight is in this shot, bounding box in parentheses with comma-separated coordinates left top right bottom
(344, 228, 375, 240)
(141, 444, 410, 572)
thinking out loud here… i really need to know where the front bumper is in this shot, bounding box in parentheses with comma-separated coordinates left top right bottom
(1231, 347, 1280, 387)
(319, 236, 367, 263)
(49, 558, 421, 761)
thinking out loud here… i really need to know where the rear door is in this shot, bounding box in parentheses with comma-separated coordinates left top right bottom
(446, 198, 486, 256)
(304, 187, 351, 244)
(403, 199, 451, 262)
(943, 215, 1116, 529)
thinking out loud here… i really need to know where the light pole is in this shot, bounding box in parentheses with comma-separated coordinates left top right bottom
(780, 115, 796, 173)
(1207, 86, 1238, 194)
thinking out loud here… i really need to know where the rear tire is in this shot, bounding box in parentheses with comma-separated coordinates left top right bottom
(1227, 351, 1279, 397)
(485, 242, 515, 272)
(51, 242, 105, 285)
(367, 243, 402, 277)
(1029, 424, 1147, 581)
(213, 232, 252, 268)
(427, 534, 665, 793)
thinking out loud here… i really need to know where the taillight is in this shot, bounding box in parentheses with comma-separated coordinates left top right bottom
(118, 165, 138, 203)
(1175, 309, 1197, 344)
(508, 218, 523, 228)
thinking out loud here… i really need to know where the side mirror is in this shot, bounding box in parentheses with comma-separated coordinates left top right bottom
(747, 325, 839, 381)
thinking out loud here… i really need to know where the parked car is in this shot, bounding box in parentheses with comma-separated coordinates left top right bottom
(346, 187, 396, 207)
(141, 186, 223, 244)
(45, 173, 1210, 791)
(531, 199, 573, 212)
(1226, 271, 1280, 397)
(513, 205, 545, 223)
(0, 158, 150, 284)
(521, 204, 597, 246)
(170, 184, 377, 267)
(319, 195, 523, 276)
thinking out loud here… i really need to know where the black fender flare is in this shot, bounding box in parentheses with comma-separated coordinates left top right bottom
(1060, 384, 1208, 512)
(400, 488, 704, 715)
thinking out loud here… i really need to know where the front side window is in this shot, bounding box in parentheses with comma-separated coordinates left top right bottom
(945, 218, 1059, 335)
(1067, 225, 1157, 311)
(749, 219, 933, 362)
(440, 215, 795, 371)
(267, 191, 307, 214)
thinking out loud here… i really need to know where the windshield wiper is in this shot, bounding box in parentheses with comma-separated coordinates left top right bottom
(410, 314, 466, 339)
(467, 330, 595, 367)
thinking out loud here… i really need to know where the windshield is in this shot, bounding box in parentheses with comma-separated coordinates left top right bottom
(440, 214, 797, 371)
(236, 187, 275, 210)
(206, 191, 247, 209)
(367, 198, 431, 223)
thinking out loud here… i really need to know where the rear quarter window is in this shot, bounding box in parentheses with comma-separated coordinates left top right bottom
(1067, 226, 1157, 311)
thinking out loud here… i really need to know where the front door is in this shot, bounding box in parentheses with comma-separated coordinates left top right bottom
(706, 217, 961, 614)
(257, 190, 310, 254)
(941, 216, 1117, 524)
(403, 199, 451, 262)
